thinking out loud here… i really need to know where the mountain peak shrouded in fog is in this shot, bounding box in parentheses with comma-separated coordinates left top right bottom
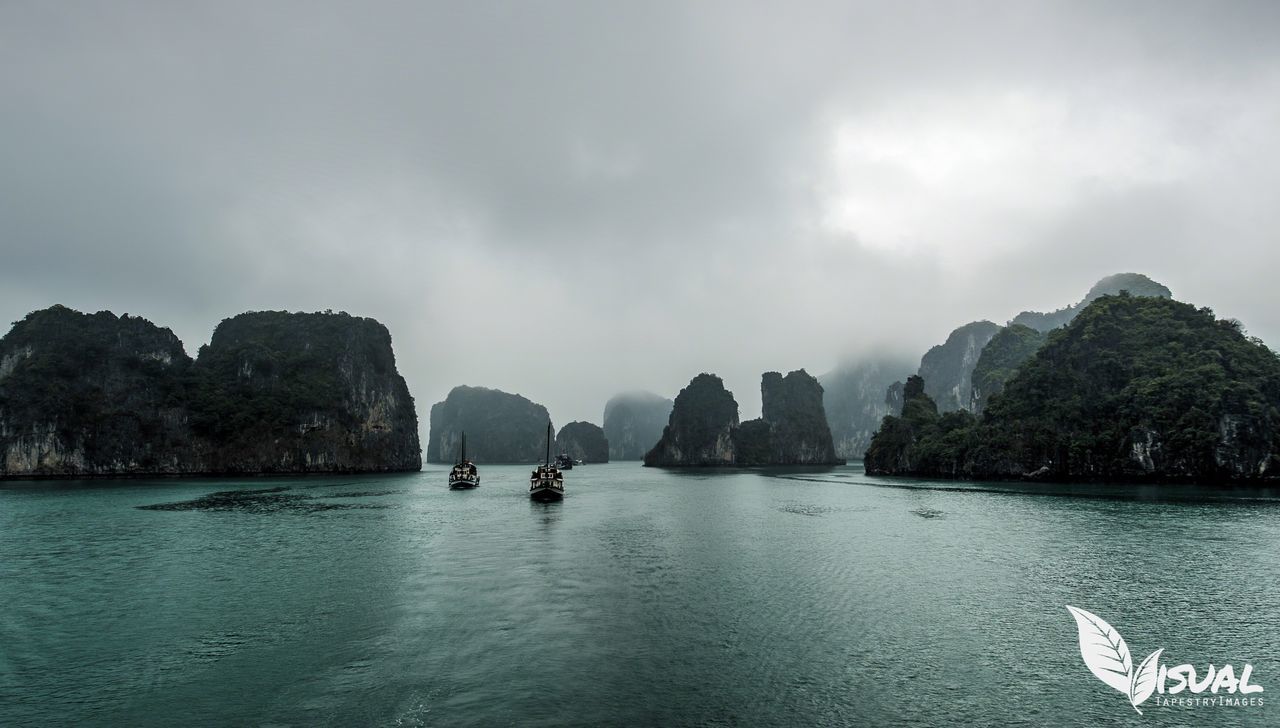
(1012, 272, 1172, 332)
(4, 4, 1280, 428)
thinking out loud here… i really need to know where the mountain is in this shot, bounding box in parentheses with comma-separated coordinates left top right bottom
(968, 324, 1047, 415)
(556, 421, 609, 463)
(916, 321, 1002, 413)
(887, 272, 1173, 418)
(866, 294, 1280, 482)
(427, 386, 553, 464)
(603, 391, 673, 460)
(820, 356, 915, 458)
(1011, 272, 1172, 333)
(645, 370, 842, 467)
(0, 306, 421, 477)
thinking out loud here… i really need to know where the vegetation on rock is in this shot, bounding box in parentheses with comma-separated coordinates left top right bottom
(969, 324, 1047, 415)
(0, 306, 421, 477)
(866, 294, 1280, 482)
(1011, 272, 1172, 333)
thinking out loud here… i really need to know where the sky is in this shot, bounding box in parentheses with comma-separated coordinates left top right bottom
(3, 1, 1280, 429)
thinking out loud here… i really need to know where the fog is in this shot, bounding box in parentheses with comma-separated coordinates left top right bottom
(3, 1, 1279, 427)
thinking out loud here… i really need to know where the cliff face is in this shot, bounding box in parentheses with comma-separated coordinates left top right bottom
(918, 321, 1001, 413)
(190, 311, 421, 474)
(866, 295, 1280, 483)
(427, 386, 552, 464)
(0, 306, 198, 476)
(0, 306, 421, 477)
(968, 325, 1047, 415)
(556, 421, 609, 463)
(819, 357, 914, 458)
(643, 374, 739, 466)
(645, 371, 842, 467)
(603, 391, 673, 460)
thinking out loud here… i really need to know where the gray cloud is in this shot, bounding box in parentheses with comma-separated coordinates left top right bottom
(3, 1, 1279, 426)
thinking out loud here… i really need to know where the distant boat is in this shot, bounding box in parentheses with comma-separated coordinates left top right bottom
(554, 452, 574, 470)
(529, 423, 564, 501)
(448, 432, 479, 489)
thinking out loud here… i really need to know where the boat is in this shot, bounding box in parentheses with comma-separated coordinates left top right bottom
(554, 452, 574, 470)
(529, 423, 564, 501)
(448, 432, 479, 489)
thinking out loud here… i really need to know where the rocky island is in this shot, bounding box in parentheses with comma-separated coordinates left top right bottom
(865, 294, 1280, 482)
(0, 305, 422, 477)
(556, 421, 609, 463)
(602, 391, 673, 460)
(426, 386, 553, 464)
(644, 370, 842, 467)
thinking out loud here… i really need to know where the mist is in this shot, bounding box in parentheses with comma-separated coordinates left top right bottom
(4, 1, 1279, 427)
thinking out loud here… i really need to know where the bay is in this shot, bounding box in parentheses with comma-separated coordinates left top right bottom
(2, 463, 1277, 726)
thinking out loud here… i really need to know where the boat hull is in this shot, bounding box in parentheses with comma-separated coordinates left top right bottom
(529, 482, 564, 501)
(448, 477, 479, 489)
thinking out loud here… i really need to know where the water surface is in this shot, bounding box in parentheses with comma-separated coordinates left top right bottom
(2, 464, 1277, 726)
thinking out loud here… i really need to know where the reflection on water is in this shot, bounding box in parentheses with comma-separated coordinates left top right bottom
(1, 464, 1278, 726)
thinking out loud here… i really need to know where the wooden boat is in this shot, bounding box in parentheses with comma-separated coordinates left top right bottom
(529, 423, 564, 501)
(448, 432, 479, 489)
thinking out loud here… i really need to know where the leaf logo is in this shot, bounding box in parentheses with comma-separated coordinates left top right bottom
(1066, 605, 1164, 715)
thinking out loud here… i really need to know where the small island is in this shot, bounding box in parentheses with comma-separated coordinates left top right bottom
(426, 386, 554, 464)
(644, 370, 843, 467)
(556, 421, 609, 463)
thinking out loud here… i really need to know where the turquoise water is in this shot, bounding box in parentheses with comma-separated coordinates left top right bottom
(2, 463, 1278, 726)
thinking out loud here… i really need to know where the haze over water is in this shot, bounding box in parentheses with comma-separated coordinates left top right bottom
(3, 465, 1277, 726)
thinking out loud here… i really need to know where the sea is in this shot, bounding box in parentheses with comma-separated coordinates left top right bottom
(2, 463, 1277, 726)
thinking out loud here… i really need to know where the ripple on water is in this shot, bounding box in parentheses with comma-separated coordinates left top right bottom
(910, 507, 944, 519)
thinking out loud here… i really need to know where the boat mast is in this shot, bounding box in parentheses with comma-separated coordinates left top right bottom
(545, 422, 551, 466)
(462, 432, 466, 462)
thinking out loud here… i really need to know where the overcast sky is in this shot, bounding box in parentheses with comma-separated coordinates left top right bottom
(3, 1, 1279, 427)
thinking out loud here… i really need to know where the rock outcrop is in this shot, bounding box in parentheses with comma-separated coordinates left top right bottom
(602, 391, 673, 460)
(968, 324, 1047, 415)
(0, 306, 422, 477)
(556, 421, 609, 463)
(737, 370, 842, 465)
(643, 374, 738, 466)
(427, 386, 553, 464)
(819, 356, 914, 459)
(645, 370, 843, 467)
(866, 294, 1280, 483)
